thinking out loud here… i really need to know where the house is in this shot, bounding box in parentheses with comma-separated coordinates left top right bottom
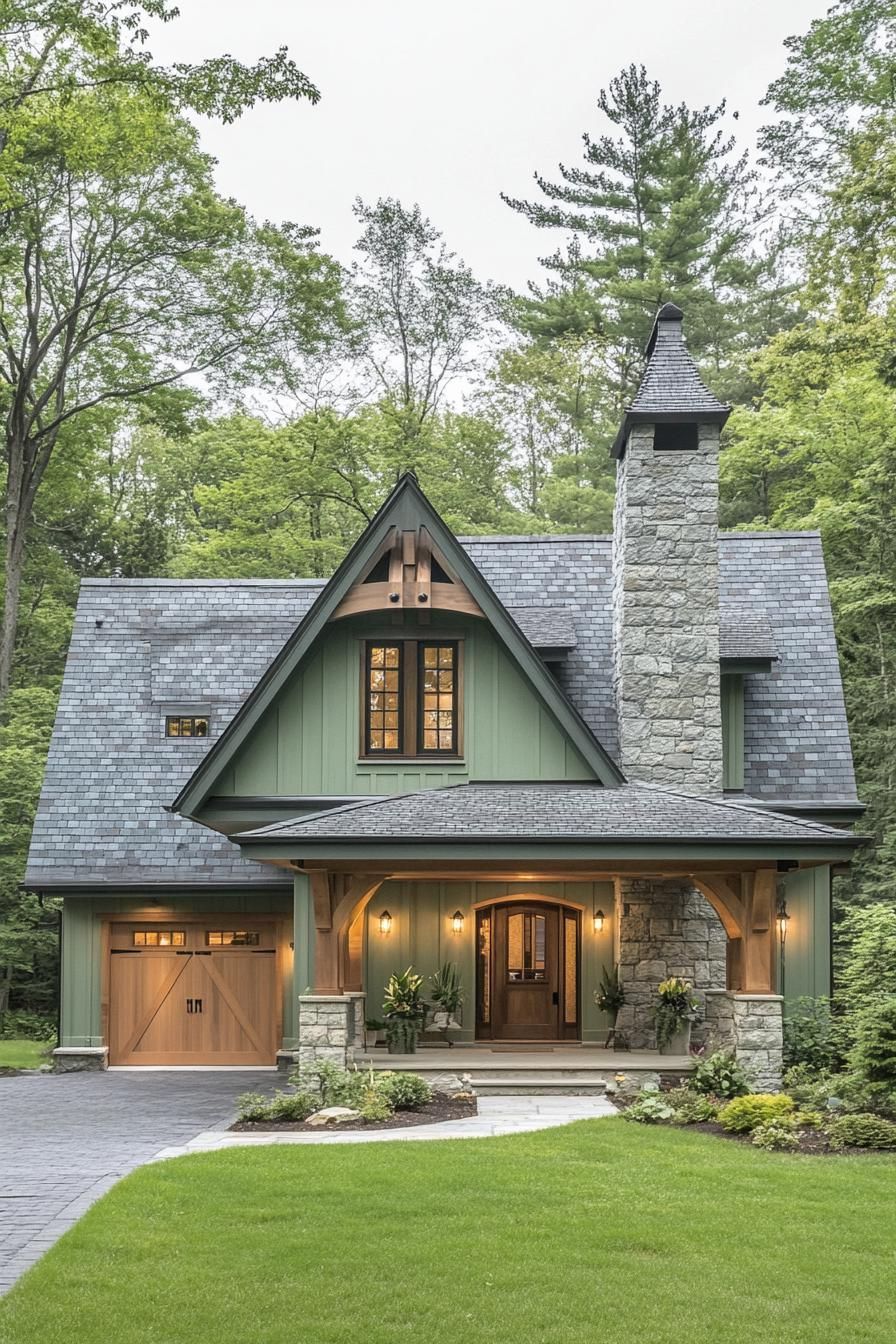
(26, 304, 865, 1087)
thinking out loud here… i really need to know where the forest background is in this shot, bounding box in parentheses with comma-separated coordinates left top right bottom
(3, 0, 896, 1036)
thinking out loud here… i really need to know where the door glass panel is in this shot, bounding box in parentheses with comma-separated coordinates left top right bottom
(205, 930, 261, 946)
(132, 930, 185, 947)
(478, 914, 491, 1025)
(507, 912, 547, 982)
(564, 916, 578, 1024)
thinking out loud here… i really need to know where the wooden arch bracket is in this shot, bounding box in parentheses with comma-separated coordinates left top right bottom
(309, 870, 386, 994)
(333, 527, 484, 622)
(694, 868, 779, 995)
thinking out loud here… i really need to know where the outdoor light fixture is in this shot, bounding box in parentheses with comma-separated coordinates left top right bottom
(378, 909, 393, 935)
(593, 908, 605, 933)
(776, 898, 790, 944)
(450, 910, 465, 935)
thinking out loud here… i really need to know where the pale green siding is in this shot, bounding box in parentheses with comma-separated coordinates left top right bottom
(59, 891, 293, 1049)
(721, 674, 744, 791)
(211, 612, 595, 798)
(779, 865, 832, 1008)
(363, 879, 616, 1043)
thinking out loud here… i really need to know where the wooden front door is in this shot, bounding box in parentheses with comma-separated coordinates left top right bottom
(476, 902, 580, 1041)
(109, 921, 279, 1066)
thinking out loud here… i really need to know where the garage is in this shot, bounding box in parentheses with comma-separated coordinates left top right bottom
(108, 920, 280, 1066)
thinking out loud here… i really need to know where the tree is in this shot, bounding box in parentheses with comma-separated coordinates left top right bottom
(503, 64, 782, 401)
(348, 197, 503, 462)
(0, 75, 343, 698)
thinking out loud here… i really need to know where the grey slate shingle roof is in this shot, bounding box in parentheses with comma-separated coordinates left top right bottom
(24, 534, 858, 886)
(719, 611, 777, 662)
(239, 783, 858, 845)
(506, 606, 577, 651)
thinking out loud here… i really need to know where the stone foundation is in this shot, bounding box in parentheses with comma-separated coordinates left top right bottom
(52, 1047, 108, 1073)
(705, 990, 783, 1090)
(615, 878, 727, 1049)
(297, 994, 365, 1071)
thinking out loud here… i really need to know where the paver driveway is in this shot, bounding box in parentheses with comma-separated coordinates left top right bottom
(0, 1069, 279, 1293)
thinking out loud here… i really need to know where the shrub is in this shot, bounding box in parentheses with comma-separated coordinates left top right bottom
(691, 1050, 751, 1099)
(825, 1113, 896, 1151)
(718, 1093, 795, 1134)
(836, 1070, 896, 1118)
(850, 996, 896, 1089)
(358, 1089, 393, 1122)
(376, 1071, 432, 1110)
(665, 1087, 719, 1124)
(794, 1109, 824, 1129)
(782, 1064, 848, 1113)
(623, 1093, 676, 1124)
(266, 1091, 315, 1122)
(783, 997, 836, 1072)
(0, 1010, 56, 1042)
(752, 1120, 800, 1152)
(236, 1091, 276, 1123)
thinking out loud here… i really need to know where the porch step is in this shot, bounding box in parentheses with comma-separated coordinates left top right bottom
(359, 1050, 693, 1096)
(469, 1075, 608, 1097)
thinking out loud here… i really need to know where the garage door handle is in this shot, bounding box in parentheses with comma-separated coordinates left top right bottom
(251, 949, 276, 954)
(186, 998, 203, 1014)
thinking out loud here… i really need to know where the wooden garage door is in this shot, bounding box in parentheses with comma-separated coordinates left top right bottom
(109, 922, 279, 1066)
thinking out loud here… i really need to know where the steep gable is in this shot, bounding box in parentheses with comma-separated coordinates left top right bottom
(171, 474, 623, 818)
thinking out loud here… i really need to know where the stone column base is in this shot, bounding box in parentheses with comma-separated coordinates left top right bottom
(52, 1047, 108, 1073)
(297, 995, 364, 1071)
(704, 990, 783, 1091)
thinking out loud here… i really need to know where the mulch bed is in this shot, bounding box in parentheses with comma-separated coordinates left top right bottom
(609, 1096, 894, 1156)
(230, 1091, 477, 1133)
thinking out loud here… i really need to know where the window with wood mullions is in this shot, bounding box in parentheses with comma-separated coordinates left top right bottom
(364, 640, 459, 756)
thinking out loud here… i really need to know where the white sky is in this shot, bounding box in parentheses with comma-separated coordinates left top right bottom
(151, 0, 823, 291)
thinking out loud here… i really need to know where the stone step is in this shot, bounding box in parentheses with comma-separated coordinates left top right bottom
(470, 1076, 608, 1096)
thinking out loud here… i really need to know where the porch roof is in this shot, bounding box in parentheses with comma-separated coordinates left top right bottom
(235, 782, 864, 850)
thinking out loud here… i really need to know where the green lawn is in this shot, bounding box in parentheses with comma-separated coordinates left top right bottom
(1, 1120, 894, 1344)
(0, 1039, 47, 1070)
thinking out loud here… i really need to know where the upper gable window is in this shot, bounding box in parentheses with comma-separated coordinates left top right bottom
(165, 716, 209, 738)
(364, 641, 460, 757)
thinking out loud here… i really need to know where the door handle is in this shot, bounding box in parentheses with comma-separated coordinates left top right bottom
(552, 991, 559, 1005)
(186, 998, 203, 1014)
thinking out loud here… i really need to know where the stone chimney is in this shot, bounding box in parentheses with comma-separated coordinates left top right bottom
(611, 304, 731, 795)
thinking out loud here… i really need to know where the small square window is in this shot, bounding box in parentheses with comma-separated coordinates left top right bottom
(165, 716, 209, 738)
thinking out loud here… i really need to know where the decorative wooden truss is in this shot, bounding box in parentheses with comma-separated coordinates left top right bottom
(332, 526, 483, 622)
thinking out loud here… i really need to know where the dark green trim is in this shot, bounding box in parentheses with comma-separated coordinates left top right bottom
(721, 674, 745, 791)
(171, 474, 624, 815)
(740, 799, 867, 826)
(721, 657, 776, 674)
(236, 839, 864, 863)
(207, 795, 373, 810)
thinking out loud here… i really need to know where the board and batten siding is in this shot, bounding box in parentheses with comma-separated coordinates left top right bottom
(210, 613, 595, 798)
(779, 865, 832, 1005)
(364, 879, 617, 1044)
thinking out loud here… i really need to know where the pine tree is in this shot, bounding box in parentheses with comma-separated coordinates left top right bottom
(504, 64, 785, 404)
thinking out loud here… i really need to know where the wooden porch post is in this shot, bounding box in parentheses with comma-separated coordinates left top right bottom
(741, 868, 778, 995)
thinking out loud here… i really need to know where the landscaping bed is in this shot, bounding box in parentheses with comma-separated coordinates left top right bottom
(231, 1089, 476, 1132)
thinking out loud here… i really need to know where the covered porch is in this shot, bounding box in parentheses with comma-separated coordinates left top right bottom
(233, 781, 861, 1091)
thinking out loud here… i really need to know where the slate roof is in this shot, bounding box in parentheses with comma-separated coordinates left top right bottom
(612, 304, 730, 455)
(24, 534, 858, 887)
(506, 606, 577, 651)
(719, 610, 777, 662)
(238, 783, 859, 847)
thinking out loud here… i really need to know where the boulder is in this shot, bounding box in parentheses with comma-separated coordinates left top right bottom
(307, 1106, 361, 1127)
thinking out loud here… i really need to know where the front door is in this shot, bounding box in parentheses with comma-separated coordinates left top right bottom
(109, 921, 279, 1065)
(476, 902, 580, 1041)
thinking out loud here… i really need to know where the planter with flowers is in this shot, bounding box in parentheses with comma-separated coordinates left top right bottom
(653, 976, 701, 1055)
(382, 967, 427, 1054)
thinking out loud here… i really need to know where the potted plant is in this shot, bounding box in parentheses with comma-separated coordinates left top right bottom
(429, 962, 464, 1044)
(594, 964, 625, 1048)
(653, 976, 701, 1055)
(364, 1018, 386, 1050)
(382, 966, 426, 1054)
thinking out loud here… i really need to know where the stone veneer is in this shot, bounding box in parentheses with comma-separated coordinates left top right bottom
(297, 994, 365, 1070)
(705, 990, 784, 1091)
(611, 421, 724, 794)
(615, 878, 727, 1050)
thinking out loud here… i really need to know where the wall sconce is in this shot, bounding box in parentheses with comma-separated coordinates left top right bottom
(593, 908, 605, 933)
(776, 898, 790, 944)
(450, 910, 465, 935)
(378, 910, 393, 936)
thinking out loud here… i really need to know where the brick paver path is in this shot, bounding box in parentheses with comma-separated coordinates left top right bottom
(0, 1069, 279, 1293)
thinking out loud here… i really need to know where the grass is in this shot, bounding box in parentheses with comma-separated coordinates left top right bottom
(1, 1119, 895, 1344)
(0, 1039, 47, 1070)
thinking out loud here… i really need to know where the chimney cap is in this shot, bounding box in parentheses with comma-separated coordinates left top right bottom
(610, 301, 730, 458)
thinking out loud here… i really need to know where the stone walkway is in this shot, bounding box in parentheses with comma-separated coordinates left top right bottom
(0, 1069, 280, 1294)
(153, 1094, 616, 1156)
(0, 1073, 614, 1295)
